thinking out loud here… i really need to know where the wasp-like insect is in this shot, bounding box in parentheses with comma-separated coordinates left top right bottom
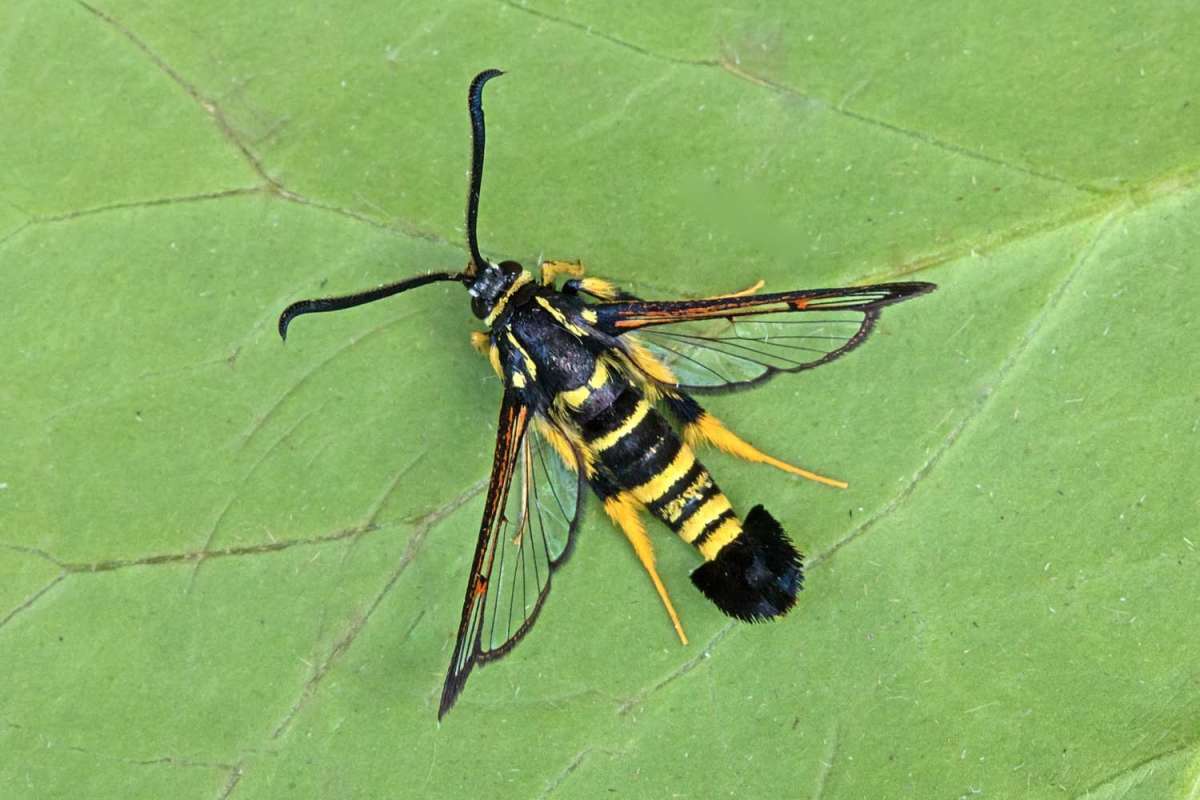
(279, 69, 936, 718)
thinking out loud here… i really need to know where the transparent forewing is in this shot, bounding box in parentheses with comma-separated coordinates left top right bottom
(598, 283, 935, 393)
(478, 420, 582, 656)
(439, 399, 583, 718)
(634, 308, 873, 390)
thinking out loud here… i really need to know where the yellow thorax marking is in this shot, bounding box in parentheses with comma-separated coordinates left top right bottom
(558, 358, 609, 408)
(678, 493, 732, 544)
(632, 445, 695, 505)
(590, 400, 650, 453)
(504, 331, 537, 380)
(535, 296, 587, 337)
(484, 269, 533, 327)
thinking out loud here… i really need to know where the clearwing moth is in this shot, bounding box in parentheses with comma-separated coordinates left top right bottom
(279, 70, 936, 718)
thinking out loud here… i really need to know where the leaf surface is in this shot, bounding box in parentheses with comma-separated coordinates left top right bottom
(2, 2, 1197, 798)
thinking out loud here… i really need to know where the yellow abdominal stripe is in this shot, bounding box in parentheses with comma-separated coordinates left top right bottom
(697, 517, 741, 561)
(631, 445, 694, 507)
(677, 492, 732, 545)
(558, 358, 609, 409)
(590, 401, 650, 453)
(660, 472, 713, 524)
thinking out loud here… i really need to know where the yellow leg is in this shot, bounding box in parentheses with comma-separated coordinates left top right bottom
(704, 279, 764, 299)
(539, 260, 635, 301)
(534, 418, 591, 477)
(542, 260, 636, 301)
(469, 330, 489, 355)
(540, 259, 586, 285)
(621, 337, 679, 390)
(684, 411, 848, 490)
(603, 494, 688, 645)
(471, 331, 504, 380)
(572, 276, 626, 300)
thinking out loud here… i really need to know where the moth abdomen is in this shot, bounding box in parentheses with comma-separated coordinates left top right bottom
(689, 505, 803, 622)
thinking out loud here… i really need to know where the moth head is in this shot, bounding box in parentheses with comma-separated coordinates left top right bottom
(467, 260, 524, 320)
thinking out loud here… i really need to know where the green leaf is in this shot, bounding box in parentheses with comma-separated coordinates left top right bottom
(2, 1, 1197, 798)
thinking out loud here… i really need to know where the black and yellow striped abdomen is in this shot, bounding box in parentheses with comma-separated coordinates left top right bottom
(565, 366, 742, 562)
(508, 298, 804, 622)
(557, 357, 803, 621)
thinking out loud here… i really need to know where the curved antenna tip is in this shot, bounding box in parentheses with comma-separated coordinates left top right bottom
(473, 68, 505, 82)
(278, 301, 307, 342)
(468, 69, 506, 101)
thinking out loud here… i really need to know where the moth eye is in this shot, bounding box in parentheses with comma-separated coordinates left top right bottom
(471, 295, 490, 320)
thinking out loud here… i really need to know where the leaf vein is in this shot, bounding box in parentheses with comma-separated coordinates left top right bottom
(268, 478, 486, 740)
(811, 208, 1123, 568)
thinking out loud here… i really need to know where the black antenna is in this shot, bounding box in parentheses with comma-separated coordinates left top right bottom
(277, 71, 507, 341)
(465, 69, 504, 276)
(278, 271, 464, 341)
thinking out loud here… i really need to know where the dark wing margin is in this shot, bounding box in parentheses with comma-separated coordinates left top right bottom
(438, 391, 585, 719)
(593, 282, 935, 393)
